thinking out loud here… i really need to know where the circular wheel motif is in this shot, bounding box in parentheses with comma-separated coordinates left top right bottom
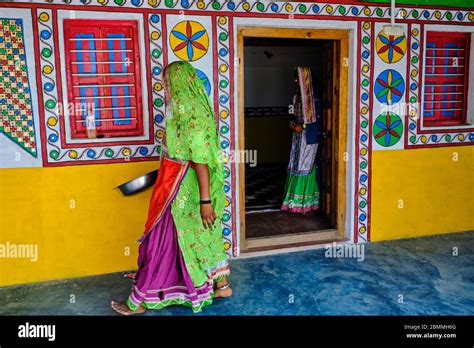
(374, 69, 405, 105)
(376, 30, 407, 63)
(169, 20, 209, 62)
(373, 112, 403, 147)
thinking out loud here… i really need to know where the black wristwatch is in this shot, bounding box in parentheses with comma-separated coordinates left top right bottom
(200, 199, 212, 205)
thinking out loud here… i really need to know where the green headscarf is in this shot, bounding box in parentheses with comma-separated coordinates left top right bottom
(164, 61, 222, 171)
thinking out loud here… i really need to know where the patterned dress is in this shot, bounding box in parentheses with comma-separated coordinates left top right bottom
(281, 67, 322, 214)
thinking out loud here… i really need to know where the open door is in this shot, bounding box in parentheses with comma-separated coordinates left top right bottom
(237, 27, 349, 252)
(320, 40, 340, 228)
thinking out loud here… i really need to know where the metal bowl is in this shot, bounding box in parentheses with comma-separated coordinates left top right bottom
(116, 169, 158, 196)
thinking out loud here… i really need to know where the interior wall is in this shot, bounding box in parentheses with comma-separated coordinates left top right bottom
(244, 44, 324, 108)
(245, 116, 292, 164)
(244, 43, 325, 164)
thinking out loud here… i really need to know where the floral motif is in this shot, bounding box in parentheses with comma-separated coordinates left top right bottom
(373, 112, 403, 147)
(374, 69, 405, 105)
(169, 21, 209, 62)
(376, 31, 407, 63)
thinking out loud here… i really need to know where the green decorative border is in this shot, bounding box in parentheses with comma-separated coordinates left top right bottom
(362, 0, 474, 9)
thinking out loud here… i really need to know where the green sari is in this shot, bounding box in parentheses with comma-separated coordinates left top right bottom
(125, 61, 228, 313)
(165, 61, 229, 288)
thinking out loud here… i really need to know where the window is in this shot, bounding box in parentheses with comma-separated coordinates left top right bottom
(423, 31, 471, 127)
(63, 20, 143, 138)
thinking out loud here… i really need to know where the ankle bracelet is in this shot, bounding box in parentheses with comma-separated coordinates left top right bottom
(216, 282, 230, 290)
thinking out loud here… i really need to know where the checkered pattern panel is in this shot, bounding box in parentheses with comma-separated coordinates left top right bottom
(0, 18, 36, 157)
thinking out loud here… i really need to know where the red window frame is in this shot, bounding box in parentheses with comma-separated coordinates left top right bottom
(423, 31, 471, 127)
(63, 20, 144, 139)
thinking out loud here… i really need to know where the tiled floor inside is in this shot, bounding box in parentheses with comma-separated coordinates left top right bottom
(1, 231, 473, 316)
(245, 163, 287, 211)
(244, 163, 332, 238)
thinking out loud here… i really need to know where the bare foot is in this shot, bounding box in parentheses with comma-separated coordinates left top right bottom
(214, 286, 233, 298)
(111, 300, 146, 315)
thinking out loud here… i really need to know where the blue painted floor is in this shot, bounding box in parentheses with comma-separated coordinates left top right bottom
(1, 231, 473, 315)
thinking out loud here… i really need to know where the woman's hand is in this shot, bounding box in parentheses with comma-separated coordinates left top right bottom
(200, 203, 216, 229)
(289, 121, 304, 133)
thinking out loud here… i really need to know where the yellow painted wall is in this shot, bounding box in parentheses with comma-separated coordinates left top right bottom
(371, 146, 474, 242)
(0, 161, 159, 286)
(1, 145, 472, 286)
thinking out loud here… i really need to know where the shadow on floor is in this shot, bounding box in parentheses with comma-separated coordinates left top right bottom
(1, 231, 473, 316)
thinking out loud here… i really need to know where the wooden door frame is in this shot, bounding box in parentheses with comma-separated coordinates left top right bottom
(237, 26, 349, 252)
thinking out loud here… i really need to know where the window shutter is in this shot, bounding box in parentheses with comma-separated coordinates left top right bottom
(423, 32, 470, 127)
(63, 20, 144, 138)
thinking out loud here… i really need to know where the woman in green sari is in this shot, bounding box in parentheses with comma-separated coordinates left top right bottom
(111, 61, 231, 315)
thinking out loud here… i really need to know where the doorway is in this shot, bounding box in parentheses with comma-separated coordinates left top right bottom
(237, 27, 349, 252)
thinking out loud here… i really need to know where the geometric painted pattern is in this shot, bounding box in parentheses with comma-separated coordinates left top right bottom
(355, 21, 373, 243)
(373, 112, 403, 147)
(0, 18, 37, 157)
(39, 0, 472, 25)
(376, 30, 406, 64)
(169, 21, 209, 62)
(3, 0, 474, 23)
(375, 30, 407, 63)
(374, 69, 405, 105)
(37, 9, 159, 166)
(372, 21, 407, 152)
(2, 0, 473, 24)
(60, 0, 474, 25)
(215, 15, 235, 256)
(37, 9, 62, 163)
(148, 13, 166, 157)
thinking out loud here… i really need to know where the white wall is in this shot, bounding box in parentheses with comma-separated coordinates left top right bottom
(244, 44, 324, 108)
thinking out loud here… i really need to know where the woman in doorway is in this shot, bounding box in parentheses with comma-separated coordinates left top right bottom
(111, 61, 232, 315)
(281, 66, 323, 215)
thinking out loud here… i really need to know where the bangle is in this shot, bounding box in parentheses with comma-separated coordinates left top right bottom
(200, 199, 212, 205)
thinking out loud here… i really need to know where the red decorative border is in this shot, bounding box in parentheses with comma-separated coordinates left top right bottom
(34, 9, 159, 166)
(2, 2, 474, 24)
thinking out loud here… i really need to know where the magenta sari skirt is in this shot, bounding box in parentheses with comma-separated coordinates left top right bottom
(125, 157, 227, 313)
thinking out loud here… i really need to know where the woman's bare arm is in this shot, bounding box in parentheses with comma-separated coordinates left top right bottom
(193, 162, 211, 199)
(192, 162, 216, 229)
